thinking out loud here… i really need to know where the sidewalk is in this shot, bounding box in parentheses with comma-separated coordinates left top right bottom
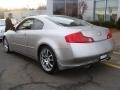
(112, 31, 120, 54)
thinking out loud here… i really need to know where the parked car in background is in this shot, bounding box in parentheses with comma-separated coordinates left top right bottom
(0, 19, 5, 40)
(3, 15, 114, 74)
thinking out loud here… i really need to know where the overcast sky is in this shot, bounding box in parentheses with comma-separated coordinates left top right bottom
(0, 0, 47, 9)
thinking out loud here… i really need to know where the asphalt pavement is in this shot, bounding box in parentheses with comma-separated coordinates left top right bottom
(0, 42, 120, 90)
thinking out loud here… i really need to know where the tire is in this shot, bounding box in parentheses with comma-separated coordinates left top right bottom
(3, 38, 10, 53)
(39, 46, 58, 74)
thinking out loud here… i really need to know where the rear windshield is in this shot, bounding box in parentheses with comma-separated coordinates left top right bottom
(46, 16, 91, 27)
(0, 20, 5, 26)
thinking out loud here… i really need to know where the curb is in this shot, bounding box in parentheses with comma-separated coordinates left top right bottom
(102, 62, 120, 69)
(101, 52, 120, 69)
(113, 51, 120, 55)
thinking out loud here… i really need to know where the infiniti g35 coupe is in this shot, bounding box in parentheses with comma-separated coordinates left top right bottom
(3, 15, 114, 74)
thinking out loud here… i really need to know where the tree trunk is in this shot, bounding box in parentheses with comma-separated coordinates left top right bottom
(78, 14, 83, 19)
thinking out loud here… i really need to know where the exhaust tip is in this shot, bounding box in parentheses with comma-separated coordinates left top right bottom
(106, 56, 111, 60)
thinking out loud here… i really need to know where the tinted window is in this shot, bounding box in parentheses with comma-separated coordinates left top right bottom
(47, 16, 91, 27)
(18, 19, 34, 30)
(32, 19, 44, 30)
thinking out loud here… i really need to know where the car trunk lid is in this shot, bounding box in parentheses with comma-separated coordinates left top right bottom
(66, 25, 110, 42)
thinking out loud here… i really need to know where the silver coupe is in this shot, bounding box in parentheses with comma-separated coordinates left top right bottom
(3, 15, 114, 74)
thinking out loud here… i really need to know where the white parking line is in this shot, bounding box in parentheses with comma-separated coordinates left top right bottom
(102, 62, 120, 69)
(113, 51, 120, 55)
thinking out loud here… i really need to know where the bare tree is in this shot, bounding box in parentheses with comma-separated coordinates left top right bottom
(78, 0, 88, 19)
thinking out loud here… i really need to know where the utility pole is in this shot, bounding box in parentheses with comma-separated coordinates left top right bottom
(93, 0, 96, 21)
(65, 0, 67, 15)
(104, 0, 107, 21)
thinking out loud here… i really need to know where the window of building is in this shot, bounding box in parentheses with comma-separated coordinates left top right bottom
(95, 0, 118, 21)
(66, 0, 78, 17)
(53, 0, 78, 17)
(53, 0, 65, 15)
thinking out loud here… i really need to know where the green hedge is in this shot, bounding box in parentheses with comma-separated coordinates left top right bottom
(116, 18, 120, 29)
(90, 21, 116, 28)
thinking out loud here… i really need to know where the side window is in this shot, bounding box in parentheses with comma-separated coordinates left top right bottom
(32, 19, 44, 30)
(17, 19, 34, 30)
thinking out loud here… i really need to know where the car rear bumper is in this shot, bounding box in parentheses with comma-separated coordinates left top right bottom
(55, 38, 114, 69)
(70, 38, 114, 58)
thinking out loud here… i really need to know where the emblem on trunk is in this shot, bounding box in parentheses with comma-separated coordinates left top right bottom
(97, 32, 102, 36)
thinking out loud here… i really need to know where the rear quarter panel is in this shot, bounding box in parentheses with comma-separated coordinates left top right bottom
(26, 29, 70, 61)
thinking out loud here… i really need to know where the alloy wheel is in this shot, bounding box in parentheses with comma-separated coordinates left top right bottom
(40, 48, 55, 72)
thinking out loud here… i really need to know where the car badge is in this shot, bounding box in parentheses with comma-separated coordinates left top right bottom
(98, 32, 102, 36)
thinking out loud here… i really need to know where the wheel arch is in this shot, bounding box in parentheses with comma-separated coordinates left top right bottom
(37, 43, 58, 61)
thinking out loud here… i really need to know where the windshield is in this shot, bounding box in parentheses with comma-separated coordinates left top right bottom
(0, 20, 5, 26)
(47, 15, 91, 27)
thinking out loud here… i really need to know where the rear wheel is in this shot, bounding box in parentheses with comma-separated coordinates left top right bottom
(3, 38, 10, 53)
(39, 46, 58, 74)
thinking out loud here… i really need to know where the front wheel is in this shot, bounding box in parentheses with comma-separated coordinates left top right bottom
(39, 46, 58, 74)
(3, 38, 10, 53)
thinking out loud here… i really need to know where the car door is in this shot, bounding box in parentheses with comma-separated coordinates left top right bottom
(13, 19, 34, 54)
(25, 18, 44, 58)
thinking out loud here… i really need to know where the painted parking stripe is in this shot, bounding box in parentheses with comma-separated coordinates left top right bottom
(113, 51, 120, 55)
(101, 62, 120, 69)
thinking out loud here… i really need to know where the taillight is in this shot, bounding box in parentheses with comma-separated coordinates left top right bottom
(65, 32, 94, 43)
(107, 31, 112, 39)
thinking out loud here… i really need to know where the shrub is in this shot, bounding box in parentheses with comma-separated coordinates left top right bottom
(90, 20, 116, 28)
(116, 18, 120, 29)
(90, 21, 100, 25)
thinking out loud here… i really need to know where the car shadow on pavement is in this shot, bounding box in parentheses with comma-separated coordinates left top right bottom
(7, 51, 106, 76)
(0, 42, 110, 77)
(0, 41, 111, 78)
(11, 52, 100, 69)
